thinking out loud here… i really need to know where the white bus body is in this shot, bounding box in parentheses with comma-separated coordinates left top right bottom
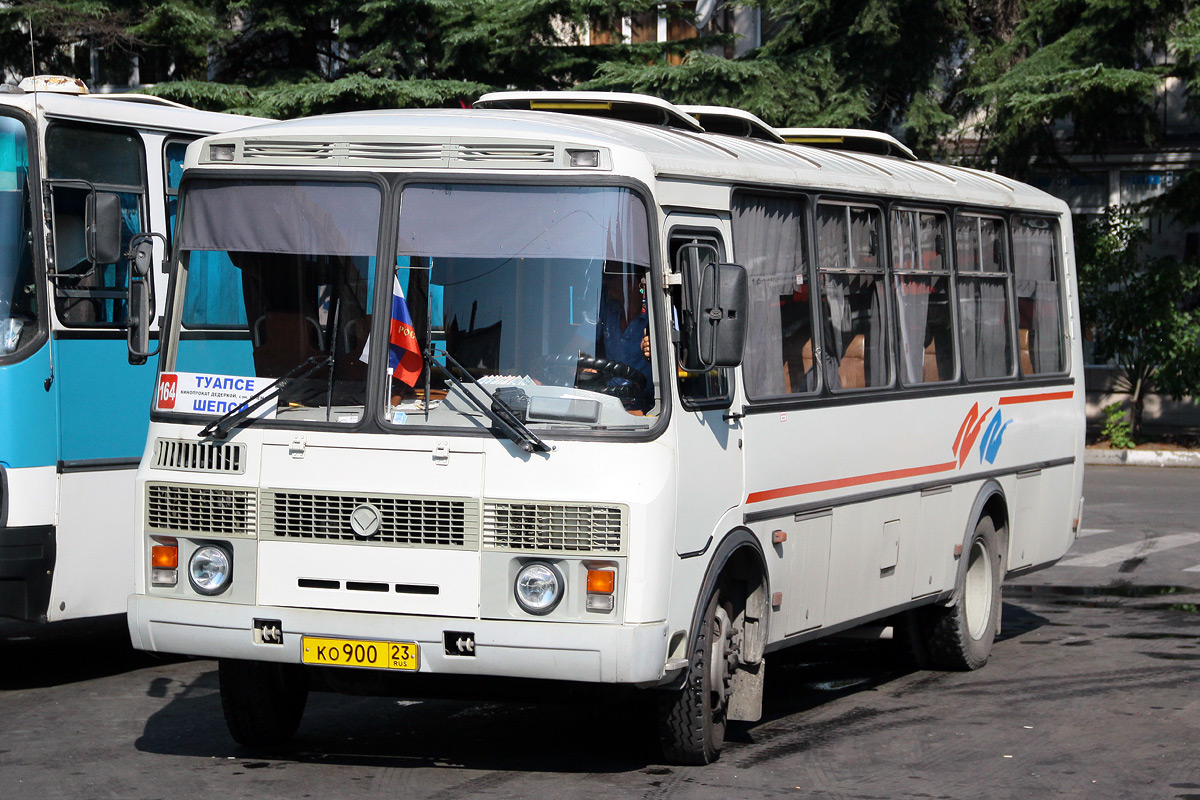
(0, 78, 265, 622)
(128, 98, 1085, 763)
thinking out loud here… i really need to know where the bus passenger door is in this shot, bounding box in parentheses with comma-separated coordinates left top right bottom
(667, 222, 744, 555)
(42, 122, 154, 619)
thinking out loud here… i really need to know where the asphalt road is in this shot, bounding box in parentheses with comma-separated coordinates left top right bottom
(2, 464, 1198, 799)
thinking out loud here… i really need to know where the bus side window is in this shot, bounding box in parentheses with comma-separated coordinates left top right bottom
(816, 202, 890, 390)
(46, 124, 147, 327)
(164, 139, 193, 248)
(730, 191, 814, 399)
(1012, 217, 1067, 375)
(670, 234, 730, 407)
(0, 115, 37, 356)
(955, 214, 1015, 379)
(892, 208, 956, 385)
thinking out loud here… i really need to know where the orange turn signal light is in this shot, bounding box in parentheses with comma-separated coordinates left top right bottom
(586, 569, 615, 594)
(152, 541, 179, 569)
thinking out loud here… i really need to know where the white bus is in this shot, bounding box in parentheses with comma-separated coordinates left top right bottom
(127, 92, 1085, 764)
(0, 76, 264, 622)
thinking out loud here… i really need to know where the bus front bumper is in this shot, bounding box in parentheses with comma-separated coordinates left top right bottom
(128, 594, 671, 685)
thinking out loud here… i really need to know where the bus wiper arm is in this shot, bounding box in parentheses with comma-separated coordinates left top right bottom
(198, 354, 333, 440)
(425, 346, 552, 454)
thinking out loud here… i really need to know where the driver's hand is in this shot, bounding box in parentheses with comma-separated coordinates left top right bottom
(641, 333, 650, 360)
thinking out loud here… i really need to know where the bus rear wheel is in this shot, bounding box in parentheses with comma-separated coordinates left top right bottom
(918, 515, 1004, 671)
(218, 659, 309, 746)
(657, 588, 735, 765)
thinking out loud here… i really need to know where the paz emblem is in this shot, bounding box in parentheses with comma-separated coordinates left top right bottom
(349, 504, 382, 538)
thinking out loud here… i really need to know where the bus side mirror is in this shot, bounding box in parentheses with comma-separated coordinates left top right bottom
(685, 261, 748, 371)
(88, 192, 122, 265)
(125, 232, 166, 365)
(128, 279, 150, 365)
(131, 238, 154, 277)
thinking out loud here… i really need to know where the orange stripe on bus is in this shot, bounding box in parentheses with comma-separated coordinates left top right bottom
(999, 390, 1074, 405)
(746, 461, 959, 505)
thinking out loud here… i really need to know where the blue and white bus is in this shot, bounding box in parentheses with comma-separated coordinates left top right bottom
(0, 76, 264, 622)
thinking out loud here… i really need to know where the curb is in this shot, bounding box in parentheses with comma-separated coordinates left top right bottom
(1085, 449, 1200, 468)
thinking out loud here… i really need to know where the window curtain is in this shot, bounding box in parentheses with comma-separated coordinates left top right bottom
(732, 193, 808, 397)
(1013, 223, 1065, 373)
(397, 185, 651, 266)
(895, 276, 932, 383)
(958, 277, 1012, 378)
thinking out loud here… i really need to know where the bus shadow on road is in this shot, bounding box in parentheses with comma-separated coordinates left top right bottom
(134, 665, 663, 771)
(0, 614, 184, 691)
(132, 601, 1054, 771)
(727, 599, 1052, 742)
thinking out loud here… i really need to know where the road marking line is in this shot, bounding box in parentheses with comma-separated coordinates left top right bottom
(1183, 564, 1200, 573)
(1058, 533, 1200, 568)
(1079, 528, 1113, 537)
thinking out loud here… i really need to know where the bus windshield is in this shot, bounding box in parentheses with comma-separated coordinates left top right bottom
(170, 179, 660, 431)
(0, 116, 35, 355)
(172, 180, 380, 423)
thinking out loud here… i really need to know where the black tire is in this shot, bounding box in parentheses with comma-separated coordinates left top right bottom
(218, 658, 309, 747)
(657, 590, 734, 765)
(917, 515, 1004, 671)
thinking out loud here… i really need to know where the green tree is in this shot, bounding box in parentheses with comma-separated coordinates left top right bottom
(583, 0, 969, 139)
(0, 1, 143, 80)
(1076, 206, 1200, 436)
(141, 1, 709, 117)
(953, 0, 1188, 177)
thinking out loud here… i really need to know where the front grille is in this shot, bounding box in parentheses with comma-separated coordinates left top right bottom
(261, 490, 478, 549)
(456, 143, 555, 163)
(152, 438, 245, 474)
(241, 139, 334, 160)
(483, 502, 625, 553)
(232, 138, 560, 169)
(146, 483, 257, 537)
(344, 142, 444, 161)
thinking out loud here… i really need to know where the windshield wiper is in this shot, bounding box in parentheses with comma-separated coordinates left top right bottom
(198, 354, 333, 440)
(424, 345, 553, 454)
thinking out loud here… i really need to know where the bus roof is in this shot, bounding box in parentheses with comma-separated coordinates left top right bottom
(190, 107, 1063, 214)
(0, 85, 268, 135)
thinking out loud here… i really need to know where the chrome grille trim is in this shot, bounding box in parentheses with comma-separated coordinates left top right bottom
(483, 501, 625, 554)
(261, 490, 478, 549)
(146, 482, 257, 537)
(151, 438, 246, 474)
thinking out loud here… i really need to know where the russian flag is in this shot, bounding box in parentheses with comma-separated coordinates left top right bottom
(388, 274, 423, 387)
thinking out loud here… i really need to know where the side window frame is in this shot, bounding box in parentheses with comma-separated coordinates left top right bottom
(163, 137, 195, 251)
(953, 211, 1017, 382)
(730, 189, 819, 403)
(45, 122, 148, 329)
(889, 205, 959, 387)
(1012, 214, 1070, 377)
(815, 198, 893, 393)
(0, 109, 45, 363)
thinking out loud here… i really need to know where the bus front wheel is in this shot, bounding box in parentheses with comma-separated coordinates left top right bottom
(917, 515, 1004, 670)
(657, 588, 735, 765)
(218, 658, 309, 746)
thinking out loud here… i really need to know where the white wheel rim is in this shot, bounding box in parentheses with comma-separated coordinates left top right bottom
(709, 604, 732, 711)
(963, 538, 993, 640)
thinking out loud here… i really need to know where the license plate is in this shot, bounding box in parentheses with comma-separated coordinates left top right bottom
(301, 636, 419, 671)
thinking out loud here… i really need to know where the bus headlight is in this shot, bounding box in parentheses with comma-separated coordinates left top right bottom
(188, 544, 232, 596)
(514, 562, 563, 615)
